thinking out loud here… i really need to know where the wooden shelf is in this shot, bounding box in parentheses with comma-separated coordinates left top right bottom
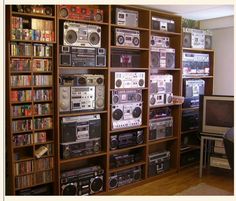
(109, 144, 146, 154)
(111, 46, 149, 51)
(111, 24, 149, 31)
(12, 11, 55, 19)
(15, 181, 54, 191)
(181, 129, 199, 135)
(59, 66, 108, 70)
(180, 145, 200, 154)
(183, 47, 214, 53)
(110, 67, 149, 71)
(183, 75, 214, 79)
(151, 68, 181, 71)
(11, 39, 56, 44)
(151, 30, 181, 36)
(148, 136, 178, 145)
(110, 87, 148, 91)
(58, 17, 109, 26)
(182, 107, 199, 111)
(59, 110, 107, 117)
(60, 151, 107, 165)
(109, 161, 146, 173)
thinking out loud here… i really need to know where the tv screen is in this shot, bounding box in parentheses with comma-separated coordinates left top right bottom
(202, 96, 234, 134)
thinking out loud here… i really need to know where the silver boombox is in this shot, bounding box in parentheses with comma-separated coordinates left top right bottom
(150, 35, 170, 48)
(59, 74, 105, 112)
(111, 102, 142, 130)
(112, 89, 142, 104)
(150, 74, 173, 106)
(116, 8, 139, 27)
(183, 28, 213, 49)
(150, 47, 175, 68)
(114, 72, 145, 89)
(115, 28, 140, 47)
(63, 22, 101, 47)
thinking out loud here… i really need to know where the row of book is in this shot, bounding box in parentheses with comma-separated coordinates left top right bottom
(13, 131, 50, 147)
(11, 75, 53, 86)
(11, 89, 53, 102)
(15, 170, 53, 189)
(12, 117, 53, 133)
(12, 103, 52, 117)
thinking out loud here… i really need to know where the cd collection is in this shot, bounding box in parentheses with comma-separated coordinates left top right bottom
(34, 89, 53, 101)
(10, 59, 31, 72)
(11, 75, 32, 87)
(12, 104, 32, 117)
(34, 170, 53, 185)
(34, 132, 47, 143)
(35, 157, 53, 171)
(33, 75, 52, 86)
(11, 43, 31, 56)
(33, 44, 52, 57)
(34, 103, 52, 115)
(15, 174, 34, 189)
(34, 117, 53, 130)
(15, 160, 34, 176)
(32, 59, 52, 72)
(12, 119, 33, 133)
(13, 133, 33, 147)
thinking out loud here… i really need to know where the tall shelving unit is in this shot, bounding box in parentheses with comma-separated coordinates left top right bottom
(6, 5, 57, 195)
(6, 4, 183, 195)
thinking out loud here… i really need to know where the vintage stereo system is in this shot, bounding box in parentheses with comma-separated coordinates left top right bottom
(150, 35, 170, 48)
(182, 52, 210, 77)
(115, 28, 140, 47)
(183, 79, 205, 108)
(109, 166, 142, 189)
(111, 102, 143, 130)
(110, 152, 141, 168)
(148, 150, 170, 177)
(111, 49, 141, 68)
(182, 110, 199, 131)
(16, 5, 53, 16)
(60, 46, 106, 67)
(150, 48, 175, 69)
(111, 89, 142, 104)
(60, 115, 101, 159)
(151, 17, 175, 32)
(150, 74, 173, 106)
(183, 28, 213, 49)
(63, 22, 101, 47)
(59, 74, 105, 112)
(110, 130, 144, 150)
(149, 116, 173, 140)
(149, 107, 171, 119)
(114, 72, 145, 89)
(60, 165, 104, 195)
(59, 5, 103, 22)
(115, 8, 138, 27)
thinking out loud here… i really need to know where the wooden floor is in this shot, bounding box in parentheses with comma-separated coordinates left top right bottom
(115, 165, 234, 195)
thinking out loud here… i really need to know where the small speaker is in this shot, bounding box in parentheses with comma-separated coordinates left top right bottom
(109, 175, 118, 189)
(205, 35, 212, 49)
(166, 52, 175, 68)
(61, 122, 77, 143)
(95, 85, 105, 110)
(151, 51, 160, 67)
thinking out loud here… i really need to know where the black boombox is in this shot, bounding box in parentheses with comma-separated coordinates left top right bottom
(111, 49, 141, 68)
(182, 110, 199, 132)
(110, 151, 141, 169)
(148, 151, 170, 177)
(109, 166, 142, 189)
(60, 165, 104, 195)
(183, 79, 205, 108)
(110, 130, 144, 150)
(149, 116, 173, 140)
(60, 45, 106, 67)
(60, 115, 101, 159)
(151, 17, 175, 32)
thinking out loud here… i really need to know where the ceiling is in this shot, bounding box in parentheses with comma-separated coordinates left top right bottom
(141, 5, 234, 20)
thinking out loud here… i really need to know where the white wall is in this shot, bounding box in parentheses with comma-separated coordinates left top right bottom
(200, 16, 234, 96)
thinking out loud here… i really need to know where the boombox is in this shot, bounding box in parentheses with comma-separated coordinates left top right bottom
(150, 48, 175, 68)
(183, 79, 205, 108)
(115, 28, 140, 47)
(16, 5, 53, 16)
(150, 74, 173, 106)
(150, 35, 170, 48)
(111, 50, 140, 68)
(183, 28, 213, 49)
(148, 151, 170, 177)
(109, 166, 142, 189)
(63, 22, 101, 47)
(110, 152, 141, 168)
(114, 72, 145, 89)
(182, 110, 199, 131)
(60, 46, 106, 67)
(60, 115, 101, 159)
(59, 5, 103, 22)
(152, 17, 175, 32)
(111, 89, 142, 104)
(59, 74, 105, 112)
(60, 165, 104, 195)
(182, 52, 210, 77)
(111, 102, 142, 129)
(149, 116, 173, 140)
(110, 130, 144, 150)
(115, 8, 138, 27)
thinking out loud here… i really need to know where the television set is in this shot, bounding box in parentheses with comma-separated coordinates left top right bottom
(202, 95, 234, 135)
